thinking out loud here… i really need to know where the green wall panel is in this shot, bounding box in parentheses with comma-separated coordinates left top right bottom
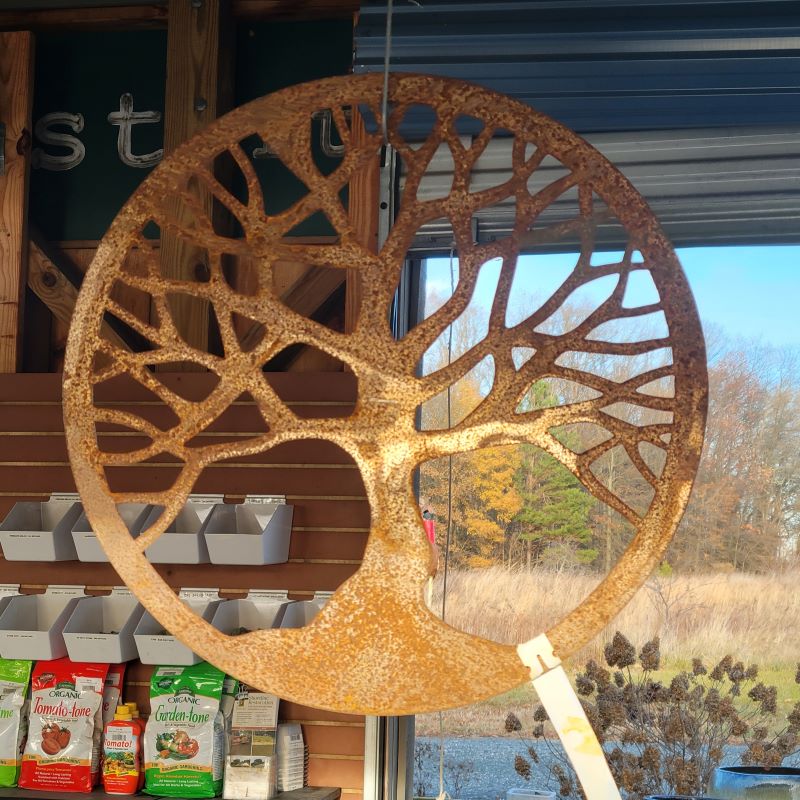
(30, 29, 166, 241)
(29, 19, 354, 242)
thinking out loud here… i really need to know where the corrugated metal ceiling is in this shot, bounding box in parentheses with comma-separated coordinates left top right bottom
(355, 0, 800, 133)
(356, 0, 800, 247)
(407, 127, 800, 249)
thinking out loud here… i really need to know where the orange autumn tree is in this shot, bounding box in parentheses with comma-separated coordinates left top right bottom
(460, 445, 524, 567)
(419, 331, 525, 567)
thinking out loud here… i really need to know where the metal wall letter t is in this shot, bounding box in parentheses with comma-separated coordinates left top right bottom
(108, 93, 164, 168)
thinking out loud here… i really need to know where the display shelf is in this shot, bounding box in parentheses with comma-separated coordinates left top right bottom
(0, 372, 365, 796)
(0, 786, 341, 800)
(0, 559, 357, 595)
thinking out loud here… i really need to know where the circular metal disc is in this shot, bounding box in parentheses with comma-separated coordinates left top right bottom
(64, 74, 707, 715)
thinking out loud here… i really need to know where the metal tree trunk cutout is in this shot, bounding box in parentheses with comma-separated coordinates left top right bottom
(63, 74, 707, 715)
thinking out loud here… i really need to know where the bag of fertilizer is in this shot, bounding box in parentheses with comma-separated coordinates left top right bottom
(20, 658, 109, 793)
(144, 663, 225, 798)
(0, 659, 32, 787)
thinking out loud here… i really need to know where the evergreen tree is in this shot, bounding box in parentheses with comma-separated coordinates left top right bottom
(514, 444, 597, 569)
(513, 378, 596, 569)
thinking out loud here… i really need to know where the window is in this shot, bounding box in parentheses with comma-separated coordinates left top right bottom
(410, 245, 800, 799)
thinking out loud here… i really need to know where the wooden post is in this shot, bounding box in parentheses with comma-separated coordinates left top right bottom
(27, 241, 129, 352)
(345, 109, 380, 335)
(159, 0, 231, 366)
(0, 32, 34, 373)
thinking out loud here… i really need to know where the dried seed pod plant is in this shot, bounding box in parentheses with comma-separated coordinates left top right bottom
(63, 74, 707, 715)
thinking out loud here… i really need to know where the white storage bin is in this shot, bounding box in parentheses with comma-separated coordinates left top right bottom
(202, 503, 293, 565)
(71, 503, 151, 562)
(211, 591, 291, 636)
(0, 586, 20, 621)
(280, 593, 330, 629)
(135, 589, 226, 665)
(0, 498, 82, 561)
(63, 587, 144, 662)
(0, 585, 86, 660)
(142, 501, 218, 564)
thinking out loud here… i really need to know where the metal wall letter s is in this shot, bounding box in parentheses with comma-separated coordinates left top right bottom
(108, 93, 163, 168)
(32, 112, 86, 171)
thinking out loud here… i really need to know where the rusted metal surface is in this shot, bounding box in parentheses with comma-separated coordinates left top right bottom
(63, 73, 707, 715)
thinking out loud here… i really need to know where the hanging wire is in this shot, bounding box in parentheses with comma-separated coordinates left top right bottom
(437, 245, 457, 800)
(381, 0, 395, 144)
(440, 246, 456, 624)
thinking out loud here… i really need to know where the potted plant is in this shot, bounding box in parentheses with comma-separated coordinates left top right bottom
(711, 767, 800, 800)
(507, 633, 800, 799)
(507, 789, 556, 800)
(644, 795, 724, 800)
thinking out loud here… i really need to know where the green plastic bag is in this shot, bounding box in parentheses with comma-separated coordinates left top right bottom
(0, 659, 32, 787)
(144, 663, 226, 798)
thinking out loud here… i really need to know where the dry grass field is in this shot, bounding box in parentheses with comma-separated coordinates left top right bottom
(418, 568, 800, 736)
(430, 567, 800, 663)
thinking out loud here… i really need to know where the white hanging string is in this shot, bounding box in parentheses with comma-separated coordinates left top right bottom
(436, 245, 457, 800)
(440, 245, 456, 624)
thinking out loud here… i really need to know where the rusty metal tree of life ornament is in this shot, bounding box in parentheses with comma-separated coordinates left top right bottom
(63, 73, 707, 717)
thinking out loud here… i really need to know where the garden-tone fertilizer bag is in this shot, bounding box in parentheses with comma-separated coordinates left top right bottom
(20, 658, 109, 793)
(144, 663, 225, 798)
(0, 659, 32, 787)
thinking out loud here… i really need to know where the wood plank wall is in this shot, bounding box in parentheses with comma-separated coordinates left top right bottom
(0, 31, 34, 373)
(0, 372, 368, 799)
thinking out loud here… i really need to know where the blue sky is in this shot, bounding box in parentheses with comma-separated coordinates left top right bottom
(424, 245, 800, 348)
(676, 246, 799, 347)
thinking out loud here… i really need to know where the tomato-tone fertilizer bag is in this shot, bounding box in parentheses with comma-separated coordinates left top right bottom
(144, 663, 225, 798)
(20, 658, 109, 793)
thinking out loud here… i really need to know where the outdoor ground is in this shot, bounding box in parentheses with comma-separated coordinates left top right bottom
(418, 569, 800, 736)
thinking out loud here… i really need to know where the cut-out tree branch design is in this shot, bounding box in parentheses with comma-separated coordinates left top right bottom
(64, 74, 707, 715)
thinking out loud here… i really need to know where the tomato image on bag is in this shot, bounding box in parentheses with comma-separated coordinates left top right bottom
(144, 663, 225, 798)
(0, 659, 33, 787)
(19, 659, 109, 793)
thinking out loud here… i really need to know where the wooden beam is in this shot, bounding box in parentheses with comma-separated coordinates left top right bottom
(0, 1, 357, 31)
(283, 344, 343, 372)
(232, 0, 360, 20)
(27, 241, 129, 352)
(163, 0, 228, 157)
(27, 242, 78, 331)
(159, 0, 232, 366)
(345, 109, 380, 335)
(0, 31, 34, 373)
(0, 6, 167, 31)
(240, 262, 346, 353)
(283, 266, 347, 320)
